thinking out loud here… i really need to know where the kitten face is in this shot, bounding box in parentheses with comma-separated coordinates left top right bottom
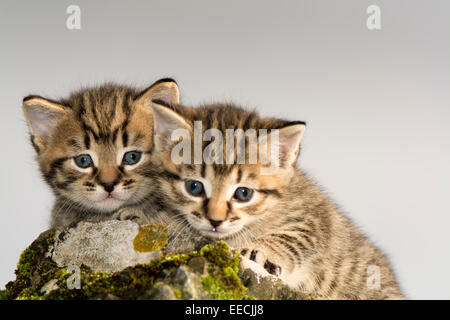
(169, 164, 289, 240)
(23, 80, 179, 214)
(42, 105, 154, 212)
(150, 102, 305, 241)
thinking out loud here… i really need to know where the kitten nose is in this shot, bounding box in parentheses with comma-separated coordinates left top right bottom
(98, 166, 120, 193)
(208, 219, 223, 228)
(101, 182, 116, 193)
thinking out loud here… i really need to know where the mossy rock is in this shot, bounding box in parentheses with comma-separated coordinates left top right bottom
(3, 221, 310, 300)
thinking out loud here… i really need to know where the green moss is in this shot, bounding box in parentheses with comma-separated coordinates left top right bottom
(46, 230, 56, 246)
(0, 290, 7, 300)
(173, 288, 182, 299)
(147, 251, 197, 271)
(5, 229, 56, 300)
(15, 288, 45, 300)
(200, 241, 255, 300)
(7, 244, 199, 300)
(41, 264, 155, 300)
(38, 248, 205, 300)
(5, 233, 257, 300)
(16, 247, 36, 279)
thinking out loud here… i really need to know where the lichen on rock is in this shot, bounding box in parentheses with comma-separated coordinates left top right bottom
(3, 220, 310, 300)
(133, 224, 168, 253)
(52, 220, 162, 273)
(200, 242, 253, 300)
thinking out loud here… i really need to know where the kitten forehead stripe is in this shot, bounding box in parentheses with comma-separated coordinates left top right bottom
(257, 189, 282, 198)
(122, 131, 128, 147)
(84, 134, 90, 149)
(236, 168, 242, 183)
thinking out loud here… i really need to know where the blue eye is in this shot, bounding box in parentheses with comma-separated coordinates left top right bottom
(233, 187, 253, 202)
(74, 154, 93, 168)
(185, 180, 204, 196)
(122, 151, 142, 165)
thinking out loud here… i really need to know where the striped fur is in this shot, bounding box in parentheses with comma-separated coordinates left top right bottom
(143, 102, 405, 300)
(22, 79, 180, 227)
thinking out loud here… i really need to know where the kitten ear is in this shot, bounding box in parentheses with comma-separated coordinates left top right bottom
(22, 96, 67, 151)
(151, 101, 192, 151)
(277, 122, 306, 166)
(263, 122, 306, 167)
(137, 78, 180, 107)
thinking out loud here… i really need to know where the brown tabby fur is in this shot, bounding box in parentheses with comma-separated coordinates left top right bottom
(139, 101, 405, 300)
(22, 79, 179, 227)
(23, 80, 404, 299)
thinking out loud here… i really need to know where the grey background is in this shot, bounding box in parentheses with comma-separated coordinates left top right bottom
(1, 0, 449, 299)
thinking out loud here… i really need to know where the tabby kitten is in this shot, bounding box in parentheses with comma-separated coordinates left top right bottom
(22, 79, 180, 227)
(143, 101, 405, 300)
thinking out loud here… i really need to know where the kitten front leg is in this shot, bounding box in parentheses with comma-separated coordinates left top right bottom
(240, 246, 282, 277)
(114, 207, 150, 226)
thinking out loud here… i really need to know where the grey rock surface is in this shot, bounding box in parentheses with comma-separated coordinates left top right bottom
(51, 220, 162, 272)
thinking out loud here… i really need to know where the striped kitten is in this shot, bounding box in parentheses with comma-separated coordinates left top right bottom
(22, 79, 180, 227)
(143, 101, 405, 300)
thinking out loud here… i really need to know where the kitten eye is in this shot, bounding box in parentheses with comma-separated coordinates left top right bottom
(185, 180, 205, 197)
(122, 151, 142, 165)
(233, 187, 253, 202)
(74, 154, 93, 168)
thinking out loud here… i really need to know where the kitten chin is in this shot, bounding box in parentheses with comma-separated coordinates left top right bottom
(192, 225, 241, 240)
(91, 196, 124, 212)
(186, 216, 248, 241)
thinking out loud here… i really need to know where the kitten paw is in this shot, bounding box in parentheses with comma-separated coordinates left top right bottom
(240, 248, 263, 262)
(263, 259, 282, 276)
(114, 208, 149, 226)
(240, 248, 282, 276)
